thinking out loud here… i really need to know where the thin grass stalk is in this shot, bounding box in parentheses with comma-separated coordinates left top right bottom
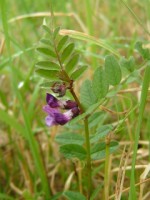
(129, 65, 150, 200)
(147, 116, 150, 162)
(109, 178, 150, 199)
(78, 162, 83, 194)
(84, 117, 92, 199)
(115, 146, 126, 200)
(120, 0, 150, 37)
(104, 137, 110, 200)
(84, 0, 97, 68)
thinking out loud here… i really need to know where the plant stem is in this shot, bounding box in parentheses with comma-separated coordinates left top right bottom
(104, 137, 110, 200)
(78, 162, 83, 194)
(84, 116, 92, 199)
(70, 88, 92, 199)
(70, 87, 83, 112)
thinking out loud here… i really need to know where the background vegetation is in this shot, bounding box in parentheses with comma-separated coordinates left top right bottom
(0, 0, 150, 200)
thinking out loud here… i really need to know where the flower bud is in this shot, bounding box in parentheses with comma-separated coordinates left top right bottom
(51, 82, 67, 97)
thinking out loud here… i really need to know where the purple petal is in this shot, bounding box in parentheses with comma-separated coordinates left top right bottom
(64, 100, 78, 109)
(54, 114, 69, 125)
(71, 107, 80, 118)
(43, 105, 59, 115)
(46, 93, 59, 108)
(54, 110, 73, 125)
(45, 115, 57, 126)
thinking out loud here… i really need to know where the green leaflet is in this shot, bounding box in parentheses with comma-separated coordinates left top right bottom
(59, 144, 87, 160)
(35, 61, 60, 70)
(35, 69, 59, 80)
(42, 24, 52, 35)
(51, 192, 63, 200)
(91, 141, 119, 160)
(80, 79, 97, 109)
(39, 81, 57, 89)
(61, 43, 75, 63)
(53, 26, 61, 39)
(40, 38, 53, 47)
(63, 191, 86, 200)
(105, 55, 122, 86)
(65, 54, 80, 74)
(70, 65, 88, 80)
(55, 133, 84, 145)
(36, 47, 56, 58)
(90, 124, 113, 144)
(89, 112, 105, 129)
(57, 35, 69, 52)
(58, 69, 71, 82)
(92, 67, 109, 99)
(120, 56, 135, 72)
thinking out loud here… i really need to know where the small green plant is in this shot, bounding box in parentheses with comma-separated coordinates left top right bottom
(34, 16, 150, 199)
(33, 15, 147, 199)
(36, 20, 122, 199)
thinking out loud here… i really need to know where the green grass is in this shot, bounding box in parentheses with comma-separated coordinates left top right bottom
(0, 0, 150, 199)
(129, 64, 150, 200)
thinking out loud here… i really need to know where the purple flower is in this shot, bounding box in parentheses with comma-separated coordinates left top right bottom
(46, 93, 78, 109)
(43, 105, 80, 126)
(43, 93, 80, 127)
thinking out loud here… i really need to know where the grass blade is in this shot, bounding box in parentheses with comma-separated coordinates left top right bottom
(0, 110, 26, 137)
(129, 64, 150, 199)
(60, 29, 120, 57)
(121, 0, 150, 37)
(1, 1, 51, 198)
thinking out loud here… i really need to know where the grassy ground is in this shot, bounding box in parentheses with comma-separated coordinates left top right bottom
(0, 0, 150, 200)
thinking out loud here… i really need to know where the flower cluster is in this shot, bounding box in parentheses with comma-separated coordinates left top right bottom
(43, 93, 80, 127)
